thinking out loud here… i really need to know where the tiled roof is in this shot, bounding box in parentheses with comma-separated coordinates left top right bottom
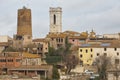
(0, 52, 21, 57)
(46, 33, 67, 38)
(68, 36, 87, 39)
(0, 42, 8, 46)
(22, 52, 40, 58)
(63, 30, 80, 35)
(79, 42, 120, 48)
(9, 65, 52, 70)
(33, 38, 48, 42)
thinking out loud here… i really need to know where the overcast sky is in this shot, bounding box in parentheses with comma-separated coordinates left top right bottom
(0, 0, 120, 38)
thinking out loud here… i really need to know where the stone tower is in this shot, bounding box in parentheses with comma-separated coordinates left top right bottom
(17, 6, 32, 36)
(49, 7, 62, 33)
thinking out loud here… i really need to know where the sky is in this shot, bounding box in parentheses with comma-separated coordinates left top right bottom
(0, 0, 120, 38)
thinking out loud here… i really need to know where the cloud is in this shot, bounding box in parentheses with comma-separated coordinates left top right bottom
(0, 0, 120, 38)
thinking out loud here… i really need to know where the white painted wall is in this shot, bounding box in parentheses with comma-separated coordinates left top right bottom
(93, 48, 120, 64)
(103, 33, 120, 39)
(0, 36, 12, 42)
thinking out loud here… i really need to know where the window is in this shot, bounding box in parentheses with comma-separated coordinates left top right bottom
(80, 54, 83, 58)
(115, 59, 119, 64)
(91, 48, 93, 52)
(0, 59, 6, 62)
(28, 36, 31, 39)
(3, 59, 6, 62)
(104, 48, 107, 51)
(59, 38, 60, 42)
(91, 54, 93, 58)
(114, 48, 117, 51)
(97, 53, 99, 56)
(8, 59, 13, 62)
(61, 39, 63, 42)
(54, 14, 56, 24)
(51, 38, 54, 41)
(104, 53, 107, 56)
(41, 48, 43, 50)
(86, 49, 88, 53)
(56, 38, 58, 42)
(72, 39, 75, 42)
(16, 59, 21, 62)
(117, 52, 119, 56)
(80, 49, 82, 52)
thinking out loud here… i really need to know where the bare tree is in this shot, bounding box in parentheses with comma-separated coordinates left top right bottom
(95, 55, 111, 80)
(114, 59, 120, 80)
(65, 54, 79, 74)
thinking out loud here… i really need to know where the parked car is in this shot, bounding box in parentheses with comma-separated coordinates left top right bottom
(93, 73, 99, 77)
(84, 70, 93, 74)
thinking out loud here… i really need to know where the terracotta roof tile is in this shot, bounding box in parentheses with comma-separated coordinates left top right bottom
(33, 38, 48, 42)
(22, 52, 40, 58)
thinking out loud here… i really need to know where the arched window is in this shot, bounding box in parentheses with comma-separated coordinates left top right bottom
(54, 14, 56, 24)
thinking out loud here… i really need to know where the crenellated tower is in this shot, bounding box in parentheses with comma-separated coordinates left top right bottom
(17, 6, 32, 36)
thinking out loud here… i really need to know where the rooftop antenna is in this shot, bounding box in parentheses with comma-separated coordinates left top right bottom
(23, 6, 27, 9)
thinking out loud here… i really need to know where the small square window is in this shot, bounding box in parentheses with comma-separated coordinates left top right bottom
(114, 48, 117, 51)
(80, 54, 83, 58)
(104, 53, 107, 56)
(80, 49, 82, 52)
(86, 50, 88, 53)
(28, 36, 31, 39)
(91, 48, 93, 52)
(91, 54, 93, 58)
(117, 52, 119, 56)
(72, 39, 75, 42)
(61, 39, 63, 42)
(104, 48, 107, 51)
(97, 53, 99, 56)
(51, 38, 54, 41)
(115, 59, 119, 64)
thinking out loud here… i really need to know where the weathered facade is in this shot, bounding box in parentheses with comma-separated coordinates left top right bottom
(33, 38, 49, 54)
(46, 33, 66, 49)
(17, 6, 32, 36)
(13, 6, 32, 48)
(78, 40, 120, 65)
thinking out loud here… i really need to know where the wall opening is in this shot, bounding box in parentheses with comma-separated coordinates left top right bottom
(54, 14, 56, 25)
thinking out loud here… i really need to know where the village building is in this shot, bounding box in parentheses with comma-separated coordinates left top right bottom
(78, 40, 120, 66)
(33, 38, 49, 56)
(46, 33, 67, 49)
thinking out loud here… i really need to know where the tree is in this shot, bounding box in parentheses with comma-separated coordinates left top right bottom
(114, 59, 120, 80)
(62, 37, 79, 74)
(52, 66, 60, 80)
(65, 54, 79, 74)
(48, 47, 56, 56)
(45, 47, 63, 64)
(95, 55, 111, 80)
(45, 56, 61, 65)
(46, 37, 79, 74)
(2, 46, 17, 52)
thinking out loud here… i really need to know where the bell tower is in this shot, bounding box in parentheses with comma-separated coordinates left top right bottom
(49, 7, 62, 33)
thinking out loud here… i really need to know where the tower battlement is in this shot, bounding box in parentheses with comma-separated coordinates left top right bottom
(17, 6, 32, 37)
(49, 7, 62, 12)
